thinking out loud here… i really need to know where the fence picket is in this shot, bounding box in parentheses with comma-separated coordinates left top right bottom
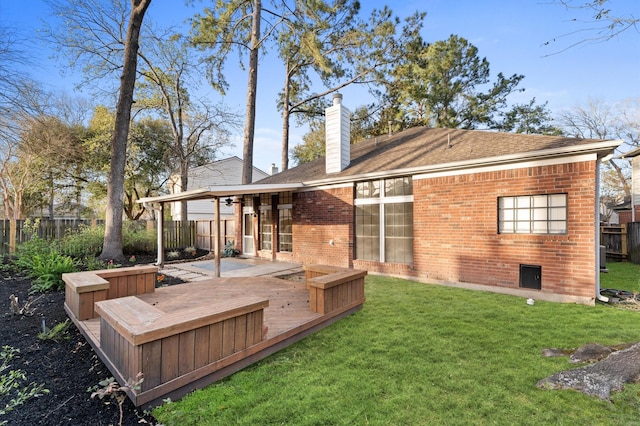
(0, 219, 209, 256)
(628, 222, 640, 264)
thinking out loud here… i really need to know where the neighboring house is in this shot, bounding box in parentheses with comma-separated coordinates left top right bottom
(141, 94, 621, 304)
(168, 156, 271, 220)
(616, 147, 640, 224)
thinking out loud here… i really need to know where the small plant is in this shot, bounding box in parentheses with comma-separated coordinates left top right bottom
(38, 319, 70, 342)
(91, 373, 143, 426)
(28, 252, 78, 293)
(83, 256, 107, 271)
(184, 246, 197, 256)
(167, 250, 180, 259)
(223, 241, 239, 257)
(128, 255, 136, 263)
(106, 260, 121, 269)
(0, 345, 49, 424)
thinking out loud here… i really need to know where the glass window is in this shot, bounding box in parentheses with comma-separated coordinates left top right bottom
(384, 202, 414, 264)
(355, 177, 413, 264)
(355, 180, 380, 199)
(259, 207, 272, 250)
(355, 204, 381, 261)
(498, 194, 568, 234)
(278, 208, 292, 252)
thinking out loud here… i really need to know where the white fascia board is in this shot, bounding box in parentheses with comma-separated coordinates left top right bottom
(138, 183, 306, 204)
(413, 153, 597, 180)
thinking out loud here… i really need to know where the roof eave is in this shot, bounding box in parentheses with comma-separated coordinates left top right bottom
(137, 183, 306, 204)
(300, 139, 623, 186)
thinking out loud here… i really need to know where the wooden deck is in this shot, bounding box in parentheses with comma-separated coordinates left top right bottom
(65, 267, 366, 409)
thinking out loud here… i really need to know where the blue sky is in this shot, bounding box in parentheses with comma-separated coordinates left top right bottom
(1, 0, 638, 173)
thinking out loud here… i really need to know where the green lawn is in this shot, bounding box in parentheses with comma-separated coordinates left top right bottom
(153, 263, 640, 425)
(601, 261, 640, 292)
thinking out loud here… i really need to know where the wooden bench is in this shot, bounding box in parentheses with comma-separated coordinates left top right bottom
(303, 265, 367, 314)
(64, 266, 157, 320)
(94, 295, 269, 393)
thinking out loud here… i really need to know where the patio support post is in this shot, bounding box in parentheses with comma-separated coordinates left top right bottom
(214, 196, 221, 277)
(156, 203, 165, 267)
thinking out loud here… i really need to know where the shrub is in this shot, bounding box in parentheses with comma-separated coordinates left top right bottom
(60, 225, 104, 259)
(28, 252, 78, 293)
(83, 256, 108, 271)
(13, 237, 55, 271)
(122, 223, 155, 255)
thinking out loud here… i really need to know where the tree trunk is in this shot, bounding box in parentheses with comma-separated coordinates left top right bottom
(608, 159, 632, 199)
(99, 0, 152, 261)
(281, 61, 291, 172)
(48, 171, 54, 219)
(241, 0, 261, 185)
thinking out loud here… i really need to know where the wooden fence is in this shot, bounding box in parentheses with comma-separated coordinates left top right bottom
(0, 219, 206, 256)
(194, 219, 236, 251)
(629, 222, 640, 264)
(600, 222, 640, 264)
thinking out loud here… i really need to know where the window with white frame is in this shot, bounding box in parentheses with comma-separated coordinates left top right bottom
(278, 192, 293, 252)
(498, 194, 568, 234)
(355, 177, 414, 264)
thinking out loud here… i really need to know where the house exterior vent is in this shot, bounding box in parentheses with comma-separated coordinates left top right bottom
(519, 264, 542, 290)
(325, 93, 350, 174)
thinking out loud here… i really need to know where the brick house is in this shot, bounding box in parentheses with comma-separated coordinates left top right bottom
(140, 95, 620, 304)
(616, 147, 640, 224)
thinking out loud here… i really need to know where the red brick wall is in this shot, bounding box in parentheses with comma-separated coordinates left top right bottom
(291, 187, 354, 268)
(618, 206, 640, 225)
(413, 161, 597, 299)
(288, 160, 597, 301)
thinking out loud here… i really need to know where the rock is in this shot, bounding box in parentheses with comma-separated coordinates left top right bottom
(569, 343, 613, 364)
(537, 342, 640, 400)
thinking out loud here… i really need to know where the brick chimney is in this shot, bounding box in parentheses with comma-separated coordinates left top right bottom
(325, 93, 350, 174)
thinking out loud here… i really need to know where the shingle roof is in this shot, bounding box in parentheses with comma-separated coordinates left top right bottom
(257, 127, 618, 185)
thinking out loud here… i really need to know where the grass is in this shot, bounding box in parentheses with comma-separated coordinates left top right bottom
(154, 264, 640, 425)
(601, 261, 640, 291)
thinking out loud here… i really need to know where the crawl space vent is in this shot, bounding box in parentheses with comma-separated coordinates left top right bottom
(519, 264, 541, 290)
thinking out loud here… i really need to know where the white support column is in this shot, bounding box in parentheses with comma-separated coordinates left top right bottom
(214, 196, 221, 278)
(156, 203, 165, 267)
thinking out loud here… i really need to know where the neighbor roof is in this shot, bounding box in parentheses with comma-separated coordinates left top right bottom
(258, 127, 621, 185)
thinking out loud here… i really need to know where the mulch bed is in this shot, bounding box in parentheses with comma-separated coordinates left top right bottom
(0, 252, 194, 426)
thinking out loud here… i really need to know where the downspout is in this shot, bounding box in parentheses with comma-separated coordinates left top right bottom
(632, 156, 636, 223)
(595, 158, 609, 303)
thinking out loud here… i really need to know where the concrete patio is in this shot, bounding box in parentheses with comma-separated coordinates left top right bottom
(159, 257, 304, 282)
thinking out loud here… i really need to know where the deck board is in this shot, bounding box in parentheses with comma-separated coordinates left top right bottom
(69, 275, 358, 408)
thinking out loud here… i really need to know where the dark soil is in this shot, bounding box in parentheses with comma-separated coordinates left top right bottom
(0, 251, 198, 426)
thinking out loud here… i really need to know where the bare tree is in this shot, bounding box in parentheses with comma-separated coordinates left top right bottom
(544, 0, 639, 54)
(136, 32, 239, 221)
(557, 98, 639, 201)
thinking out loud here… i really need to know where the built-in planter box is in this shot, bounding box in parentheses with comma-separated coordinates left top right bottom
(303, 265, 367, 314)
(94, 294, 268, 403)
(63, 266, 157, 321)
